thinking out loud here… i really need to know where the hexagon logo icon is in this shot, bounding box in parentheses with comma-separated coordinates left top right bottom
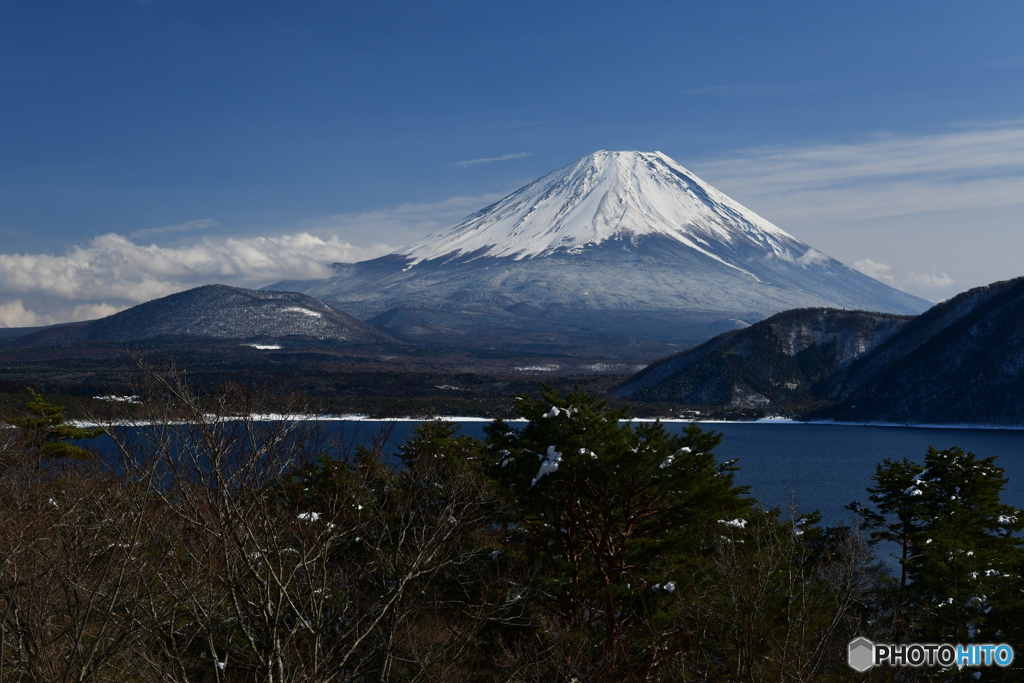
(848, 637, 875, 672)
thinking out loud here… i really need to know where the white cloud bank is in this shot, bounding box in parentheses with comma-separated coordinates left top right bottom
(0, 233, 392, 327)
(0, 190, 509, 328)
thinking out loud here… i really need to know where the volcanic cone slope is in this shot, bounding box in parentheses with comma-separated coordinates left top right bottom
(272, 151, 928, 353)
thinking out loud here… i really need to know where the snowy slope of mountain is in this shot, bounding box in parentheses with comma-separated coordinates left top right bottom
(401, 151, 798, 273)
(271, 151, 929, 355)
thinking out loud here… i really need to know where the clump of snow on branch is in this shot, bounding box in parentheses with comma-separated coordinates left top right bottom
(660, 446, 691, 469)
(718, 518, 747, 529)
(531, 446, 563, 486)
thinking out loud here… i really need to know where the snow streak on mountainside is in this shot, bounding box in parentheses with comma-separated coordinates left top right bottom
(401, 151, 806, 279)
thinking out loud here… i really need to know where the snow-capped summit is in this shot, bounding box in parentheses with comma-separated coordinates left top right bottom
(269, 150, 930, 356)
(402, 151, 803, 278)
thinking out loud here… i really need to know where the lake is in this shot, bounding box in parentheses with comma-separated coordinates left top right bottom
(321, 419, 1024, 528)
(90, 418, 1024, 571)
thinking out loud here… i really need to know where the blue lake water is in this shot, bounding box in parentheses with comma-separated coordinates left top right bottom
(320, 420, 1024, 529)
(90, 419, 1024, 571)
(91, 418, 1024, 572)
(705, 422, 1024, 522)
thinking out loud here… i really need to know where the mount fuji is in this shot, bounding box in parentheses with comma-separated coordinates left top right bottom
(271, 151, 928, 357)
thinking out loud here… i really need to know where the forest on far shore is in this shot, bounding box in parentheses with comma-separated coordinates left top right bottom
(1, 363, 1022, 683)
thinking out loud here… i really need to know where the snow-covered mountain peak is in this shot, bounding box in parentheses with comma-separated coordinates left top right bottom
(270, 150, 931, 345)
(399, 150, 808, 265)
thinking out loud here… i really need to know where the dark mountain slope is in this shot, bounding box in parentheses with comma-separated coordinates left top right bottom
(815, 277, 1024, 425)
(12, 285, 392, 346)
(615, 308, 911, 407)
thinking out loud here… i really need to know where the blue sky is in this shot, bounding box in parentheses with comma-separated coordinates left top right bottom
(2, 0, 1024, 324)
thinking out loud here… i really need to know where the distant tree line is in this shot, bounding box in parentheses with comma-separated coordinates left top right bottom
(0, 367, 1021, 682)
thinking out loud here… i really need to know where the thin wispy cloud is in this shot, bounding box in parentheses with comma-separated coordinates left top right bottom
(983, 55, 1024, 68)
(693, 125, 1024, 300)
(695, 123, 1024, 223)
(686, 82, 812, 97)
(450, 152, 532, 168)
(905, 272, 956, 289)
(308, 191, 508, 246)
(130, 218, 218, 241)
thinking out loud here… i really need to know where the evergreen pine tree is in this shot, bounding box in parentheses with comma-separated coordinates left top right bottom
(10, 388, 104, 460)
(483, 386, 751, 680)
(908, 448, 1024, 648)
(847, 457, 930, 589)
(851, 446, 1024, 668)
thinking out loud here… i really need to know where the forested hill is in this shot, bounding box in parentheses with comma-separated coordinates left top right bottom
(9, 284, 392, 346)
(619, 276, 1024, 426)
(614, 307, 911, 408)
(813, 276, 1024, 425)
